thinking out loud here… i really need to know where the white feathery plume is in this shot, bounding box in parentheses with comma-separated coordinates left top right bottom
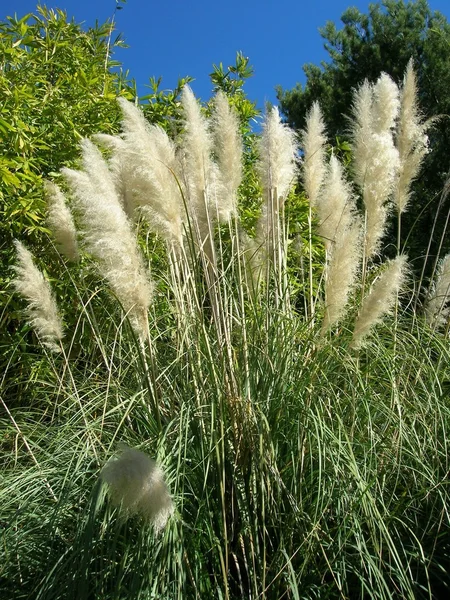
(351, 75, 400, 258)
(13, 240, 63, 351)
(180, 85, 218, 239)
(395, 60, 430, 214)
(116, 99, 184, 245)
(62, 139, 153, 340)
(424, 253, 450, 329)
(372, 73, 400, 134)
(93, 133, 136, 220)
(317, 155, 354, 251)
(211, 90, 243, 222)
(351, 255, 408, 348)
(351, 80, 374, 189)
(301, 101, 327, 207)
(257, 106, 297, 204)
(45, 181, 79, 262)
(95, 100, 184, 247)
(321, 219, 362, 333)
(255, 106, 297, 258)
(317, 154, 362, 331)
(100, 446, 174, 533)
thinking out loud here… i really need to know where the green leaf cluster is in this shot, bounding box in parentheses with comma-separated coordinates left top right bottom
(0, 6, 134, 332)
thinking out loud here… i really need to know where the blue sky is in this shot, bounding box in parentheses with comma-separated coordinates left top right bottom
(3, 0, 450, 112)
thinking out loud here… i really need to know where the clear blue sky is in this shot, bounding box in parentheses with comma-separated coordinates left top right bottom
(2, 0, 450, 112)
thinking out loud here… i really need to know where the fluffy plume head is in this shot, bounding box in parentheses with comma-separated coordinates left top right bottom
(258, 106, 297, 203)
(253, 107, 297, 272)
(351, 80, 374, 189)
(301, 101, 327, 207)
(372, 73, 400, 134)
(13, 240, 63, 351)
(211, 90, 243, 222)
(93, 133, 137, 220)
(351, 255, 408, 348)
(45, 181, 79, 262)
(62, 139, 154, 340)
(114, 99, 184, 245)
(180, 85, 217, 228)
(424, 253, 450, 329)
(317, 155, 355, 251)
(351, 75, 400, 259)
(321, 219, 362, 333)
(100, 446, 174, 532)
(395, 60, 430, 213)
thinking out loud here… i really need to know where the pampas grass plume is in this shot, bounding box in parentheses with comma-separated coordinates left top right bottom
(372, 73, 400, 134)
(181, 86, 216, 226)
(62, 139, 154, 340)
(351, 80, 374, 189)
(351, 74, 400, 259)
(211, 90, 242, 222)
(13, 240, 63, 351)
(254, 106, 297, 260)
(321, 220, 362, 333)
(100, 446, 174, 532)
(258, 106, 297, 202)
(395, 60, 429, 214)
(113, 99, 184, 245)
(45, 181, 79, 262)
(352, 255, 408, 348)
(302, 101, 327, 207)
(317, 155, 354, 250)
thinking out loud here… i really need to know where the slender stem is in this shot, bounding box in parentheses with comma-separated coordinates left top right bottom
(308, 204, 314, 323)
(103, 4, 118, 95)
(394, 208, 402, 326)
(361, 210, 368, 302)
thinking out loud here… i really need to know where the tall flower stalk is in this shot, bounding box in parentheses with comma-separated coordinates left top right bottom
(394, 60, 430, 252)
(254, 106, 297, 301)
(351, 74, 400, 293)
(301, 102, 327, 319)
(62, 139, 154, 343)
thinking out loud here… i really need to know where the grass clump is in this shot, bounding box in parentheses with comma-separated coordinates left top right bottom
(1, 65, 450, 599)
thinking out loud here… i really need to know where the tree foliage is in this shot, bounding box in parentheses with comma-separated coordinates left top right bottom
(0, 6, 134, 333)
(277, 0, 450, 271)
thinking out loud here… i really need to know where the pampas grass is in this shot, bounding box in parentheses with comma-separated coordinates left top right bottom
(321, 220, 362, 333)
(317, 155, 355, 251)
(12, 240, 64, 351)
(45, 181, 79, 262)
(180, 85, 218, 242)
(62, 139, 154, 341)
(100, 446, 174, 532)
(257, 106, 297, 205)
(254, 106, 297, 274)
(352, 255, 408, 348)
(114, 98, 184, 246)
(6, 68, 450, 600)
(351, 74, 400, 260)
(395, 60, 430, 215)
(302, 101, 327, 208)
(211, 90, 243, 222)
